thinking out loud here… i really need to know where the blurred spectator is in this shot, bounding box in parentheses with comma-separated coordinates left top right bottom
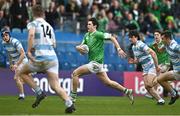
(90, 3, 99, 18)
(171, 0, 180, 18)
(87, 0, 94, 9)
(125, 12, 140, 31)
(97, 9, 108, 32)
(0, 0, 178, 35)
(171, 0, 180, 33)
(138, 0, 149, 14)
(1, 0, 12, 28)
(26, 0, 37, 22)
(131, 3, 139, 21)
(45, 1, 59, 29)
(165, 16, 178, 33)
(160, 0, 172, 29)
(1, 0, 11, 20)
(109, 0, 123, 25)
(65, 0, 79, 19)
(77, 0, 90, 32)
(147, 1, 161, 21)
(107, 11, 119, 33)
(138, 13, 149, 34)
(75, 0, 93, 9)
(94, 0, 102, 4)
(122, 0, 133, 11)
(145, 13, 163, 34)
(0, 10, 9, 30)
(10, 0, 29, 30)
(175, 15, 180, 33)
(57, 0, 65, 16)
(78, 0, 90, 20)
(41, 0, 51, 10)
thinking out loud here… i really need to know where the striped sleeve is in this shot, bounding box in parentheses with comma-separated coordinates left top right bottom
(140, 41, 149, 53)
(27, 22, 36, 30)
(12, 39, 23, 52)
(174, 44, 180, 53)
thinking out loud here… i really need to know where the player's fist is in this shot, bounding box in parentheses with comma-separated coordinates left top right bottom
(10, 64, 17, 71)
(76, 44, 89, 55)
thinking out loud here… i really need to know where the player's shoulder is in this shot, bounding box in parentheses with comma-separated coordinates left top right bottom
(11, 37, 19, 42)
(137, 40, 144, 46)
(94, 31, 104, 39)
(170, 40, 179, 48)
(11, 38, 21, 46)
(27, 20, 37, 29)
(136, 41, 148, 49)
(28, 20, 37, 26)
(95, 31, 104, 36)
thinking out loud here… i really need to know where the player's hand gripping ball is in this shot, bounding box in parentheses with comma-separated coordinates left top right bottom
(81, 44, 89, 54)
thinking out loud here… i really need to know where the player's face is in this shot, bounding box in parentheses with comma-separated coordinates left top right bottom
(154, 32, 161, 43)
(2, 33, 10, 42)
(87, 21, 96, 32)
(129, 36, 137, 44)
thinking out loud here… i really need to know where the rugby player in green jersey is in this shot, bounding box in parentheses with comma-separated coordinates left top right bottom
(150, 30, 170, 73)
(70, 18, 134, 105)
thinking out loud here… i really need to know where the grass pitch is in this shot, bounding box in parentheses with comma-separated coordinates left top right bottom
(0, 96, 179, 115)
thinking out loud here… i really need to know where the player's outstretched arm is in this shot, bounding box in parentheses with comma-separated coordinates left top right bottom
(110, 35, 127, 58)
(148, 48, 161, 73)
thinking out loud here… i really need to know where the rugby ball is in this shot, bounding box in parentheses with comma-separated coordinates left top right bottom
(81, 44, 89, 54)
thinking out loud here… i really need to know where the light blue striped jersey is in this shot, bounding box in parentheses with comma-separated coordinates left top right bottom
(165, 40, 180, 72)
(27, 18, 57, 62)
(2, 37, 27, 63)
(132, 40, 155, 72)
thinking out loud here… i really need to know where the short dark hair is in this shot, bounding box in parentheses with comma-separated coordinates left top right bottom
(88, 18, 99, 29)
(32, 5, 44, 17)
(154, 29, 161, 34)
(161, 30, 172, 40)
(128, 30, 140, 40)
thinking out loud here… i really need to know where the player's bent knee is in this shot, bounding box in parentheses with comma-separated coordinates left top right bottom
(152, 78, 158, 85)
(145, 84, 153, 90)
(50, 84, 59, 92)
(71, 71, 80, 78)
(103, 80, 113, 87)
(14, 78, 21, 84)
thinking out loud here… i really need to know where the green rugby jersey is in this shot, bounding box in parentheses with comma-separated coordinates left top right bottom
(82, 31, 106, 64)
(149, 41, 170, 65)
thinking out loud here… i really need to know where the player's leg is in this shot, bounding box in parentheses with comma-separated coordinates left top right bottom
(144, 83, 159, 99)
(47, 61, 75, 113)
(157, 71, 179, 105)
(96, 72, 134, 104)
(159, 64, 170, 97)
(71, 64, 91, 102)
(143, 74, 165, 105)
(17, 63, 46, 108)
(46, 71, 75, 113)
(14, 62, 26, 100)
(13, 75, 25, 100)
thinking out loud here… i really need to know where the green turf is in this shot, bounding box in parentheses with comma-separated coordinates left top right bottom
(0, 96, 179, 115)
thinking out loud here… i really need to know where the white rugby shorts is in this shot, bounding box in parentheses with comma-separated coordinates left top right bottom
(85, 61, 108, 73)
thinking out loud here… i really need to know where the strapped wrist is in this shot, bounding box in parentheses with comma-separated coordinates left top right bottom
(117, 47, 122, 51)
